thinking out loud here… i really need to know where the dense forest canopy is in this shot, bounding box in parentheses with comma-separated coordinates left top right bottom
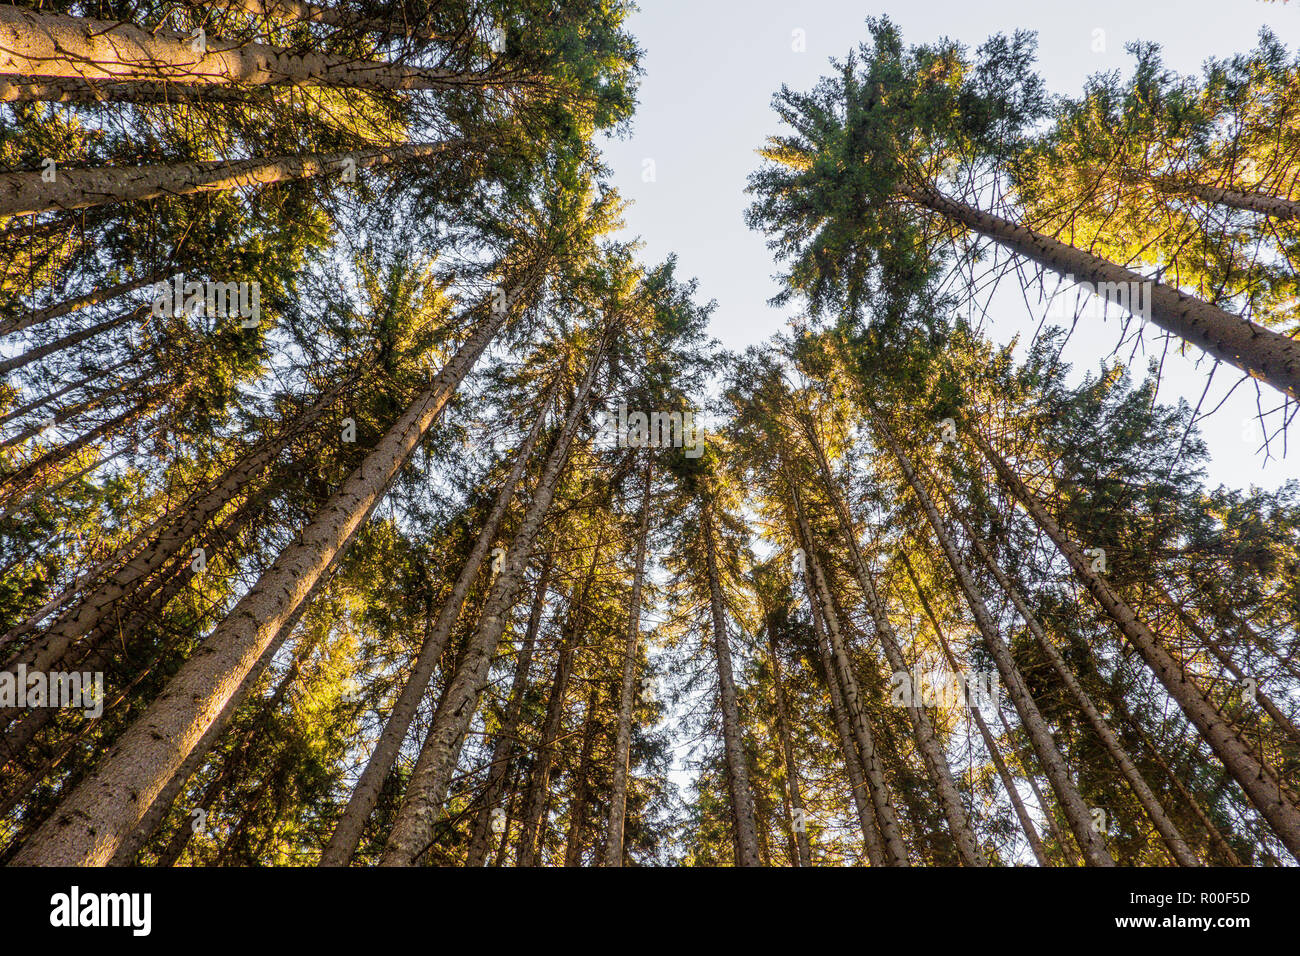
(0, 1, 1296, 868)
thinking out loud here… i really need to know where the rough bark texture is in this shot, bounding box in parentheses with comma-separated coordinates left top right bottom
(792, 494, 910, 866)
(874, 414, 1114, 866)
(319, 379, 556, 865)
(1110, 166, 1300, 222)
(906, 186, 1300, 400)
(0, 141, 454, 217)
(378, 338, 605, 865)
(207, 0, 447, 40)
(11, 294, 510, 866)
(0, 9, 497, 92)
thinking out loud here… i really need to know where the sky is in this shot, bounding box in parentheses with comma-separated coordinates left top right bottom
(595, 0, 1300, 492)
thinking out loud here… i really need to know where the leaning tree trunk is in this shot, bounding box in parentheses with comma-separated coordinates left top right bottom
(319, 377, 558, 865)
(797, 419, 985, 866)
(0, 9, 510, 94)
(602, 454, 653, 866)
(903, 185, 1300, 400)
(0, 306, 142, 377)
(996, 706, 1081, 865)
(1153, 581, 1300, 747)
(968, 424, 1300, 860)
(872, 412, 1114, 866)
(1108, 688, 1246, 867)
(802, 571, 886, 865)
(895, 551, 1051, 866)
(0, 141, 456, 218)
(154, 632, 314, 867)
(106, 567, 328, 866)
(700, 499, 762, 867)
(465, 556, 552, 867)
(1, 491, 264, 770)
(378, 336, 606, 866)
(948, 498, 1200, 865)
(0, 377, 185, 514)
(790, 495, 910, 866)
(517, 529, 605, 868)
(10, 281, 525, 866)
(3, 374, 352, 692)
(2, 267, 172, 337)
(1109, 166, 1300, 222)
(0, 354, 134, 429)
(0, 366, 154, 454)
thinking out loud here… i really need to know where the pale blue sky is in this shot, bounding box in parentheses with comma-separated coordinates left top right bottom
(597, 0, 1300, 490)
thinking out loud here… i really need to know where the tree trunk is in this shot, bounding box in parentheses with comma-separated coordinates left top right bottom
(895, 550, 1051, 866)
(873, 413, 1114, 865)
(0, 307, 141, 377)
(1, 268, 170, 337)
(0, 367, 153, 453)
(949, 500, 1199, 865)
(3, 375, 350, 689)
(0, 9, 505, 94)
(0, 75, 266, 104)
(602, 454, 652, 866)
(517, 528, 605, 867)
(0, 354, 134, 428)
(11, 284, 521, 866)
(904, 185, 1300, 399)
(997, 706, 1080, 865)
(0, 141, 455, 218)
(155, 634, 311, 867)
(797, 417, 985, 865)
(1154, 581, 1300, 747)
(464, 556, 552, 867)
(700, 499, 762, 867)
(969, 424, 1300, 860)
(320, 377, 558, 865)
(1109, 689, 1245, 867)
(802, 566, 884, 864)
(378, 336, 606, 866)
(1110, 166, 1300, 222)
(790, 494, 910, 866)
(0, 383, 173, 512)
(1, 491, 263, 770)
(106, 573, 325, 866)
